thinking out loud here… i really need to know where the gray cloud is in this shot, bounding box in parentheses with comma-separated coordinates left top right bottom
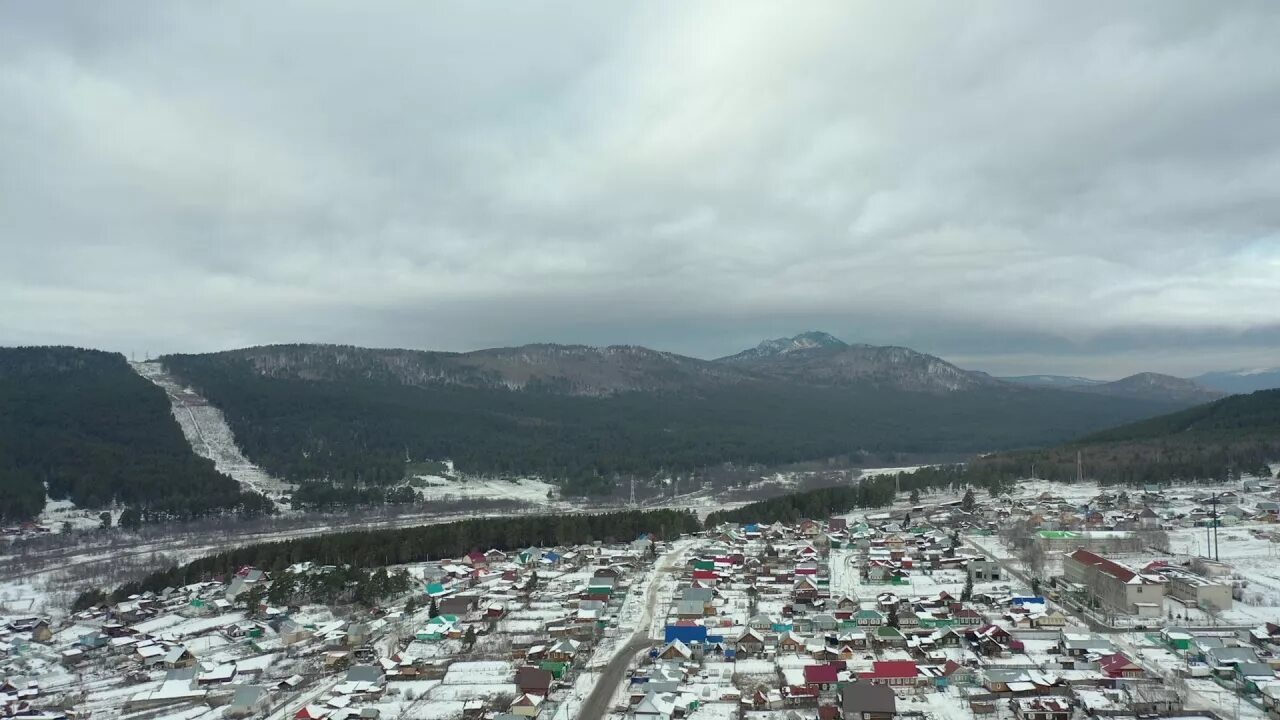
(2, 2, 1280, 378)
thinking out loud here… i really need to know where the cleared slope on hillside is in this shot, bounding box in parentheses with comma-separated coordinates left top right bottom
(132, 361, 293, 502)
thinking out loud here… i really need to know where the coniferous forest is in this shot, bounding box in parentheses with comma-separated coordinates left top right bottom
(893, 389, 1280, 491)
(0, 347, 273, 522)
(162, 348, 1182, 496)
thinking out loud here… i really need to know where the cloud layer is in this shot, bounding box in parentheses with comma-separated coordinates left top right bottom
(3, 2, 1279, 377)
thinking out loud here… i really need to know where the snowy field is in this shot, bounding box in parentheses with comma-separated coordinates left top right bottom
(411, 474, 562, 508)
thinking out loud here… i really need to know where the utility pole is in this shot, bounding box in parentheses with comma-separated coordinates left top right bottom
(1204, 505, 1212, 561)
(1211, 492, 1220, 562)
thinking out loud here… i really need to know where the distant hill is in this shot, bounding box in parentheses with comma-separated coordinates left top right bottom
(1002, 371, 1222, 404)
(718, 332, 996, 393)
(160, 337, 1199, 494)
(1194, 367, 1280, 395)
(899, 388, 1280, 491)
(1080, 388, 1280, 444)
(1068, 372, 1225, 405)
(999, 375, 1104, 388)
(0, 347, 266, 522)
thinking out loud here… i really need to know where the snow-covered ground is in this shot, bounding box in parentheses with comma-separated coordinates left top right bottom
(412, 474, 560, 507)
(132, 361, 294, 501)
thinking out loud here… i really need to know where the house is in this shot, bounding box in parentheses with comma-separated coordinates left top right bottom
(859, 660, 919, 687)
(1012, 697, 1070, 720)
(779, 632, 806, 654)
(942, 660, 975, 686)
(969, 624, 1011, 656)
(226, 685, 270, 718)
(515, 666, 553, 696)
(674, 599, 706, 618)
(803, 664, 842, 695)
(547, 639, 580, 662)
(854, 610, 884, 627)
(1234, 662, 1277, 694)
(162, 646, 196, 669)
(968, 560, 1002, 582)
(841, 682, 896, 720)
(665, 624, 708, 645)
(508, 693, 543, 718)
(736, 629, 766, 657)
(1033, 610, 1068, 628)
(1127, 685, 1182, 715)
(1098, 653, 1144, 679)
(441, 595, 480, 617)
(1059, 632, 1114, 657)
(658, 639, 693, 662)
(347, 665, 385, 683)
(225, 568, 268, 600)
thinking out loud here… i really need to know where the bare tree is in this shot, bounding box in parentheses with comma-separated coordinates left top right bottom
(1020, 542, 1046, 577)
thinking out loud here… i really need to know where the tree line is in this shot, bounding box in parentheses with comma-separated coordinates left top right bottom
(704, 477, 901, 527)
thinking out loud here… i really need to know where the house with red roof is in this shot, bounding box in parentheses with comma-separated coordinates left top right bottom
(803, 663, 843, 695)
(782, 683, 820, 707)
(1063, 549, 1164, 616)
(1098, 653, 1145, 679)
(691, 569, 719, 583)
(858, 660, 920, 687)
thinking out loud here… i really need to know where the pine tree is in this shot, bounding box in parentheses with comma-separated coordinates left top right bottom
(961, 488, 977, 513)
(961, 573, 974, 601)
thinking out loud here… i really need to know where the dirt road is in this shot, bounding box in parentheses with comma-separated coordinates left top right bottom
(576, 547, 682, 719)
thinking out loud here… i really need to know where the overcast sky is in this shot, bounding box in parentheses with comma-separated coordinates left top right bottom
(3, 2, 1279, 378)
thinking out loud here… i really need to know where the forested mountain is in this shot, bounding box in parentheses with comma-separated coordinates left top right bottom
(161, 342, 1194, 495)
(0, 347, 269, 522)
(209, 342, 747, 397)
(896, 388, 1280, 492)
(1069, 372, 1224, 404)
(718, 331, 997, 392)
(1000, 371, 1221, 403)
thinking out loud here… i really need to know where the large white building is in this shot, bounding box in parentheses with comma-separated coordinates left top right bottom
(1063, 550, 1164, 617)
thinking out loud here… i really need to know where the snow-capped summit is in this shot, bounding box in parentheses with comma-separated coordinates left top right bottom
(724, 331, 849, 361)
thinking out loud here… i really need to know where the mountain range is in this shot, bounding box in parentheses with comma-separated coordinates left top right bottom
(0, 333, 1257, 520)
(149, 332, 1224, 494)
(208, 330, 1225, 402)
